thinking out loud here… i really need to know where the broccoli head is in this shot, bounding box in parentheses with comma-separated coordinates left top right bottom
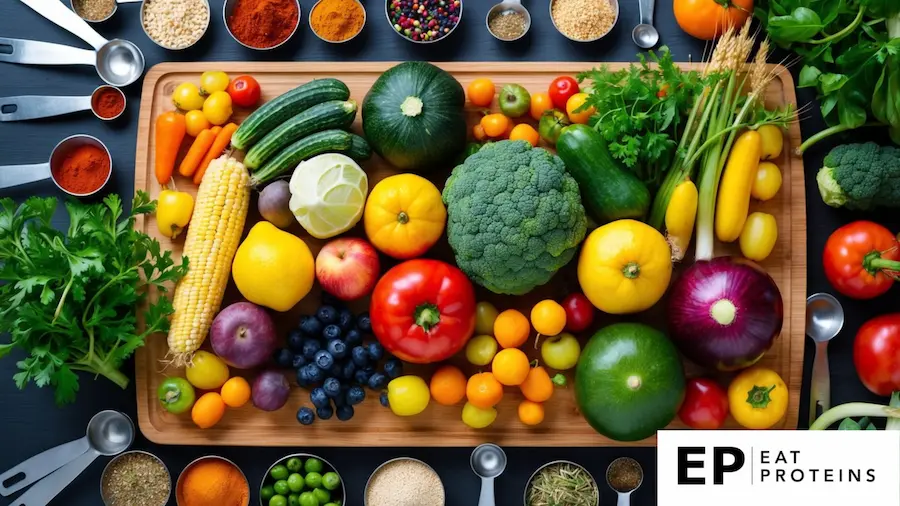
(817, 142, 900, 210)
(441, 140, 587, 295)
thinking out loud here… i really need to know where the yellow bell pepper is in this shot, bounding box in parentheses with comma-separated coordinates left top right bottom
(156, 189, 195, 239)
(728, 366, 788, 430)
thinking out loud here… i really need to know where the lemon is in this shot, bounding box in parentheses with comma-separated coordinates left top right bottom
(232, 222, 315, 312)
(289, 153, 368, 239)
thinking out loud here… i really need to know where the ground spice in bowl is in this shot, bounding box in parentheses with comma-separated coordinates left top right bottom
(52, 144, 111, 195)
(606, 457, 643, 493)
(310, 0, 365, 42)
(550, 0, 616, 41)
(91, 87, 125, 119)
(176, 457, 249, 506)
(101, 451, 171, 506)
(72, 0, 115, 21)
(227, 0, 300, 49)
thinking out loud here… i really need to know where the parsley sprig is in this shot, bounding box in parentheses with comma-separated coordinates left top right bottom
(0, 192, 188, 405)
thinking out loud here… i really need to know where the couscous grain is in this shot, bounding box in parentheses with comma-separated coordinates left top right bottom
(142, 0, 210, 50)
(365, 459, 445, 506)
(551, 0, 616, 41)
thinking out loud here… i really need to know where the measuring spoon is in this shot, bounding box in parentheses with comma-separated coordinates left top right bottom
(806, 292, 844, 425)
(72, 0, 144, 24)
(486, 0, 531, 41)
(0, 85, 125, 122)
(471, 443, 507, 506)
(607, 457, 643, 506)
(8, 411, 133, 506)
(632, 0, 659, 48)
(0, 411, 131, 497)
(0, 134, 112, 196)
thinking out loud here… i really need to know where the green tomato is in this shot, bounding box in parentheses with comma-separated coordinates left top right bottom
(304, 458, 324, 474)
(288, 494, 301, 506)
(269, 495, 288, 506)
(465, 335, 498, 366)
(299, 491, 319, 506)
(387, 376, 431, 416)
(156, 377, 196, 414)
(313, 488, 330, 504)
(270, 464, 290, 481)
(538, 109, 570, 145)
(260, 485, 276, 502)
(540, 332, 581, 370)
(286, 457, 303, 473)
(474, 301, 499, 335)
(288, 473, 305, 492)
(322, 472, 341, 491)
(304, 471, 322, 489)
(273, 480, 290, 496)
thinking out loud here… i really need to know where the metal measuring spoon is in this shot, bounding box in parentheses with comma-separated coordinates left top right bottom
(0, 134, 112, 196)
(72, 0, 144, 24)
(632, 0, 659, 48)
(806, 292, 844, 425)
(0, 85, 125, 122)
(470, 444, 507, 506)
(486, 0, 531, 42)
(1, 0, 145, 86)
(607, 457, 643, 506)
(0, 411, 132, 499)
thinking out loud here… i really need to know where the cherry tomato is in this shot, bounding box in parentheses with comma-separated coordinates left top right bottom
(562, 293, 595, 332)
(678, 377, 729, 429)
(227, 75, 261, 107)
(548, 76, 579, 110)
(854, 313, 900, 396)
(468, 78, 496, 107)
(823, 221, 900, 300)
(530, 92, 553, 121)
(481, 113, 511, 138)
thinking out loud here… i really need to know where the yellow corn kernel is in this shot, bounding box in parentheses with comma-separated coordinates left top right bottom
(665, 179, 698, 262)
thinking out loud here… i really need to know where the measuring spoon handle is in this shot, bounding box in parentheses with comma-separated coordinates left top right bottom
(809, 341, 831, 425)
(8, 451, 98, 506)
(0, 163, 54, 190)
(638, 0, 654, 25)
(18, 0, 109, 50)
(0, 437, 90, 497)
(0, 37, 96, 66)
(617, 491, 633, 506)
(0, 95, 92, 122)
(476, 477, 495, 506)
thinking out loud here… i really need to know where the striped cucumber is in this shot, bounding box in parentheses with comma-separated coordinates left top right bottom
(231, 78, 350, 151)
(244, 100, 358, 169)
(250, 129, 354, 186)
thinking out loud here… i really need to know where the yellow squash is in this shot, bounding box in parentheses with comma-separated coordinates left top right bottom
(364, 174, 447, 259)
(664, 179, 698, 262)
(728, 367, 788, 430)
(156, 189, 194, 239)
(716, 130, 762, 243)
(577, 219, 672, 314)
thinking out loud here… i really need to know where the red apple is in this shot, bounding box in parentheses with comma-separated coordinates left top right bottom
(316, 238, 381, 301)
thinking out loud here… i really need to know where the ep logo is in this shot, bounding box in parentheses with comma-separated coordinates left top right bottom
(677, 447, 744, 485)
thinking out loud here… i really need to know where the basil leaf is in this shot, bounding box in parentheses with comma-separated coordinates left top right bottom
(768, 8, 824, 43)
(799, 65, 822, 87)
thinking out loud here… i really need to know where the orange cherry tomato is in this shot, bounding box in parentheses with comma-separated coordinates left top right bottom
(430, 365, 468, 406)
(468, 78, 496, 107)
(466, 372, 504, 409)
(566, 93, 596, 125)
(473, 124, 488, 142)
(519, 365, 554, 402)
(220, 377, 251, 408)
(530, 92, 553, 121)
(481, 113, 511, 138)
(494, 309, 530, 348)
(509, 124, 540, 146)
(191, 392, 226, 429)
(492, 348, 530, 386)
(518, 400, 545, 426)
(674, 0, 753, 40)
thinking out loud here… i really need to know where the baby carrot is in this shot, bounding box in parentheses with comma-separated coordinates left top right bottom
(178, 128, 218, 177)
(194, 122, 238, 185)
(155, 111, 186, 185)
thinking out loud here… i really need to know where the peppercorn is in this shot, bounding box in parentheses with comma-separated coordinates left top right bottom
(388, 0, 460, 42)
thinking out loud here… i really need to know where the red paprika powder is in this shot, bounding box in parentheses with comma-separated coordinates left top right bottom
(227, 0, 299, 48)
(91, 87, 125, 119)
(52, 145, 110, 195)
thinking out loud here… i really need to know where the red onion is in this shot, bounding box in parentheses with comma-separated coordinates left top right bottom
(668, 257, 783, 371)
(251, 370, 291, 412)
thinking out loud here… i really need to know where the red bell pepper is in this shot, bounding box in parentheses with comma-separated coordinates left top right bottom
(370, 259, 476, 364)
(823, 220, 900, 299)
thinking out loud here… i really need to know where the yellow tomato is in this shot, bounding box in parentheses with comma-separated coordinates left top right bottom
(728, 367, 788, 429)
(172, 82, 204, 111)
(530, 92, 553, 121)
(739, 212, 778, 262)
(509, 124, 540, 146)
(566, 93, 596, 124)
(202, 91, 233, 126)
(751, 161, 782, 201)
(184, 110, 211, 137)
(156, 189, 195, 239)
(185, 351, 230, 390)
(577, 219, 672, 314)
(200, 71, 230, 96)
(481, 113, 510, 138)
(462, 402, 498, 429)
(757, 124, 784, 160)
(364, 174, 447, 259)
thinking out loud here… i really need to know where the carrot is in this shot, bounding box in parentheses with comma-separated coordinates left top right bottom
(178, 128, 218, 177)
(194, 122, 238, 185)
(155, 111, 186, 185)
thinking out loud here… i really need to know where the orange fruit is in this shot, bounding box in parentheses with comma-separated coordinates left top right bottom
(519, 366, 554, 403)
(473, 123, 487, 142)
(509, 124, 540, 147)
(192, 392, 226, 429)
(494, 309, 530, 348)
(480, 113, 510, 138)
(530, 92, 553, 121)
(492, 348, 530, 386)
(430, 365, 467, 406)
(530, 299, 567, 336)
(518, 400, 545, 426)
(220, 377, 251, 408)
(466, 372, 504, 409)
(468, 78, 496, 107)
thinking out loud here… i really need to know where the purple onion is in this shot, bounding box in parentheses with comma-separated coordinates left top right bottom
(251, 370, 291, 412)
(668, 257, 783, 371)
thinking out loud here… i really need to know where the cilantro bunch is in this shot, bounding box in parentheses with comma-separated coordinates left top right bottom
(0, 192, 188, 405)
(577, 47, 704, 189)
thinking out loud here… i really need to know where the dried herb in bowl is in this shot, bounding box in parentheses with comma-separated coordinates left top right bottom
(526, 462, 599, 506)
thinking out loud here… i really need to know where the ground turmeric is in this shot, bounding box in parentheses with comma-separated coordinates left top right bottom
(177, 458, 249, 506)
(310, 0, 364, 42)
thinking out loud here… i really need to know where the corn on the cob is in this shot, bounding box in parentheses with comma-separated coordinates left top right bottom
(167, 155, 250, 366)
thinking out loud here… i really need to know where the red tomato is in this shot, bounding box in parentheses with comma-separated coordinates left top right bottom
(549, 76, 579, 110)
(227, 75, 261, 107)
(854, 314, 900, 396)
(678, 378, 729, 429)
(370, 259, 476, 364)
(823, 221, 900, 300)
(562, 293, 595, 332)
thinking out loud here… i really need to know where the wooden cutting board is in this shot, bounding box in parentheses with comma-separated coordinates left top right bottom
(134, 62, 806, 447)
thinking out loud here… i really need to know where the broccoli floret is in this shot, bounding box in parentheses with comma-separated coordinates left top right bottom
(816, 143, 900, 210)
(441, 140, 587, 295)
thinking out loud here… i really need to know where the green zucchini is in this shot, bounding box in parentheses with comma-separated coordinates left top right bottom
(251, 129, 354, 186)
(231, 78, 350, 151)
(556, 124, 651, 223)
(345, 134, 372, 161)
(245, 100, 358, 169)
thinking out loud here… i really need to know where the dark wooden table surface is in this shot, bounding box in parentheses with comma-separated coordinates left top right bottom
(0, 1, 896, 505)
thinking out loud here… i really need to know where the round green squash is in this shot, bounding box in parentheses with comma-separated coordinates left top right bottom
(575, 322, 685, 442)
(362, 61, 467, 171)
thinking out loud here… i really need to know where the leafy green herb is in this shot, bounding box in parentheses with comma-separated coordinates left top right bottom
(0, 192, 188, 405)
(577, 46, 704, 189)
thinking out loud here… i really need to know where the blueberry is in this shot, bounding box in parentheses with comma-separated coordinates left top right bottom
(310, 387, 330, 409)
(344, 329, 363, 347)
(383, 358, 403, 379)
(354, 368, 372, 385)
(316, 306, 339, 325)
(356, 312, 372, 332)
(346, 385, 366, 405)
(300, 316, 323, 337)
(315, 350, 335, 370)
(351, 346, 369, 367)
(322, 324, 342, 341)
(339, 309, 354, 331)
(329, 362, 342, 378)
(297, 407, 315, 425)
(275, 348, 294, 368)
(367, 342, 385, 361)
(302, 339, 322, 360)
(327, 340, 348, 360)
(296, 367, 310, 388)
(336, 405, 354, 421)
(316, 406, 334, 420)
(287, 330, 305, 352)
(305, 363, 325, 384)
(292, 354, 307, 369)
(341, 361, 356, 381)
(379, 390, 390, 407)
(368, 372, 387, 390)
(323, 377, 342, 398)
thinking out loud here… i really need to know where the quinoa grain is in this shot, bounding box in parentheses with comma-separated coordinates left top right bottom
(142, 0, 210, 49)
(551, 0, 616, 41)
(365, 459, 445, 506)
